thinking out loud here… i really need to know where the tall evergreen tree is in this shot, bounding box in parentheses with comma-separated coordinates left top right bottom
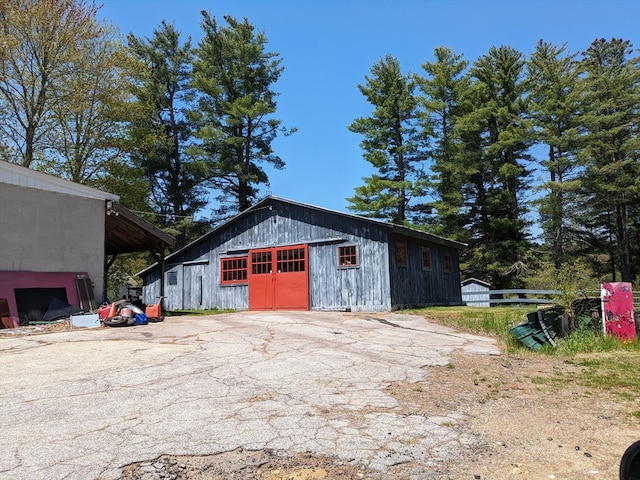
(577, 38, 640, 282)
(458, 46, 534, 288)
(192, 11, 293, 214)
(348, 55, 428, 224)
(526, 40, 582, 269)
(126, 21, 209, 247)
(416, 46, 471, 240)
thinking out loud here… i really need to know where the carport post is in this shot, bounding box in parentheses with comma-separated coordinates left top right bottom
(159, 248, 165, 305)
(150, 245, 167, 309)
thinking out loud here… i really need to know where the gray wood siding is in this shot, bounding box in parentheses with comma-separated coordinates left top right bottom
(461, 281, 490, 307)
(389, 234, 463, 307)
(309, 241, 391, 312)
(141, 198, 461, 311)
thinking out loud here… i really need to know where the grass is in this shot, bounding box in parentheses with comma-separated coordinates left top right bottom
(406, 306, 640, 399)
(405, 306, 525, 351)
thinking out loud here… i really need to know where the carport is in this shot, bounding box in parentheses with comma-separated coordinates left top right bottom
(104, 200, 175, 301)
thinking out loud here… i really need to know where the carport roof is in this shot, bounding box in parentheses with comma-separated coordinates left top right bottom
(105, 201, 175, 255)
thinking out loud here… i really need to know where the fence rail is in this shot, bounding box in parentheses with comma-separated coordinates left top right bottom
(462, 288, 640, 307)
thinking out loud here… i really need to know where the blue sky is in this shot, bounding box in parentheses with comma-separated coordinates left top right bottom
(100, 0, 640, 217)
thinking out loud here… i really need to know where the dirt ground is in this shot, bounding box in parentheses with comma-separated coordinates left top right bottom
(118, 351, 639, 480)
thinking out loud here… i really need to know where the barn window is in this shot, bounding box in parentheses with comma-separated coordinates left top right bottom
(422, 247, 431, 271)
(396, 242, 407, 266)
(251, 251, 272, 274)
(444, 253, 452, 273)
(277, 247, 305, 272)
(167, 271, 178, 285)
(338, 245, 357, 267)
(221, 256, 248, 284)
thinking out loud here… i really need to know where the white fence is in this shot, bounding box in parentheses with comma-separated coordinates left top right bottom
(461, 289, 560, 306)
(461, 288, 640, 308)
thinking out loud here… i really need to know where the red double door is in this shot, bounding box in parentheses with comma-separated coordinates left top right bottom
(248, 244, 309, 310)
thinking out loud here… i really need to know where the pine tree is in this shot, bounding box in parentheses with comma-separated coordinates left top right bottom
(458, 46, 534, 288)
(526, 40, 582, 269)
(577, 38, 640, 282)
(126, 21, 209, 247)
(416, 46, 471, 240)
(191, 11, 294, 214)
(348, 55, 428, 224)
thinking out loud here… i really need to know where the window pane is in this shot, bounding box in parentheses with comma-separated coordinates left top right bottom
(422, 247, 431, 270)
(396, 243, 407, 266)
(277, 247, 305, 273)
(252, 251, 272, 274)
(221, 256, 248, 284)
(339, 245, 357, 266)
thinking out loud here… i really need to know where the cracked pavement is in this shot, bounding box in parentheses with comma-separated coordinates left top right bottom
(0, 311, 499, 479)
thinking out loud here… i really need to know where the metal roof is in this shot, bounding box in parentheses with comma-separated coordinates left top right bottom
(138, 195, 466, 276)
(0, 160, 118, 201)
(105, 201, 175, 255)
(0, 161, 174, 256)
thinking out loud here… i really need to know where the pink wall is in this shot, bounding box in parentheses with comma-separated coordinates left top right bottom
(0, 271, 88, 327)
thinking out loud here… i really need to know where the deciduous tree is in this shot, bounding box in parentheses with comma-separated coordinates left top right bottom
(47, 28, 130, 184)
(0, 0, 104, 168)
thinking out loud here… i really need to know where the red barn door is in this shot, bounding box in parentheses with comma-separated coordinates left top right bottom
(249, 245, 309, 310)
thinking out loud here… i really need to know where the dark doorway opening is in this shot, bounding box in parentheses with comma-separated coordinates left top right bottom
(14, 287, 68, 325)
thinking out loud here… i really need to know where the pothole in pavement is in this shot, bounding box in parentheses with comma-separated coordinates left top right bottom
(118, 448, 383, 480)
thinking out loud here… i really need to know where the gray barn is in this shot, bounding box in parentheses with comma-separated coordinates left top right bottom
(139, 197, 465, 312)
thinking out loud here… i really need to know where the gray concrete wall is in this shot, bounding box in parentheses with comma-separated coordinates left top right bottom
(0, 183, 106, 302)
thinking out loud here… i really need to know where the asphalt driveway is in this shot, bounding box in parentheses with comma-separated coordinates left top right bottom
(0, 311, 498, 479)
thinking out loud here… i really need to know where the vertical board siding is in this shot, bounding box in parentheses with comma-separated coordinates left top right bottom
(461, 282, 491, 307)
(389, 234, 463, 307)
(142, 199, 460, 312)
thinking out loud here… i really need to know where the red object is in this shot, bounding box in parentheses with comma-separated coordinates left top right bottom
(98, 304, 111, 319)
(601, 282, 636, 341)
(249, 245, 309, 310)
(145, 303, 161, 318)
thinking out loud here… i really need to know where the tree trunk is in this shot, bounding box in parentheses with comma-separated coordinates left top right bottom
(615, 200, 632, 282)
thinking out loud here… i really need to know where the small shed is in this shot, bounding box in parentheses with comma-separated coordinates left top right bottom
(138, 196, 466, 312)
(461, 278, 492, 307)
